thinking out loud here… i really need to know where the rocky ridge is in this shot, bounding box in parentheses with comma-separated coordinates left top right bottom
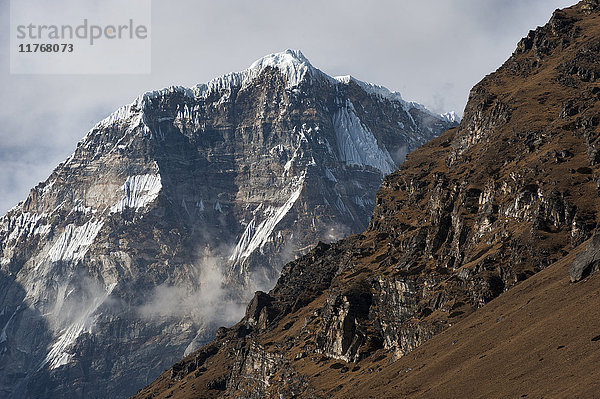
(133, 2, 600, 398)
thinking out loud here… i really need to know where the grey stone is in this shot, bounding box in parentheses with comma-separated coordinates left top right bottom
(569, 233, 600, 282)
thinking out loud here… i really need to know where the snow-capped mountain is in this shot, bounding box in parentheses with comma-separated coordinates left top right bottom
(0, 49, 456, 398)
(440, 111, 461, 124)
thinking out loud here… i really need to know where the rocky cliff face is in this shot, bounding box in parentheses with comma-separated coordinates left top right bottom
(133, 2, 600, 398)
(0, 50, 453, 398)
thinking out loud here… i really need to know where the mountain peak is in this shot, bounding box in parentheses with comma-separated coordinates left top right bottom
(246, 49, 315, 86)
(249, 49, 312, 70)
(194, 49, 322, 97)
(92, 50, 320, 134)
(93, 50, 455, 136)
(0, 38, 458, 396)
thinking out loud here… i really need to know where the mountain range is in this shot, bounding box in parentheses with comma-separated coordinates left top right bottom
(0, 50, 455, 398)
(133, 1, 600, 398)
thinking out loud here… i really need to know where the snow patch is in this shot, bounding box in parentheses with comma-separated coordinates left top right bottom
(440, 111, 461, 124)
(42, 283, 116, 370)
(48, 220, 104, 262)
(93, 98, 151, 139)
(229, 218, 256, 264)
(229, 177, 304, 266)
(110, 174, 162, 213)
(6, 212, 47, 243)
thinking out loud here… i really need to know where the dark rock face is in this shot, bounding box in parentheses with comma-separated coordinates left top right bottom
(0, 51, 453, 398)
(244, 291, 275, 331)
(132, 4, 600, 399)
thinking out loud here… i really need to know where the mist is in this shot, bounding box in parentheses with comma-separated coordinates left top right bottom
(136, 246, 263, 353)
(138, 251, 249, 326)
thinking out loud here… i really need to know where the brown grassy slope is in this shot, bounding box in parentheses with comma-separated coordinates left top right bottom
(339, 243, 600, 398)
(133, 1, 600, 398)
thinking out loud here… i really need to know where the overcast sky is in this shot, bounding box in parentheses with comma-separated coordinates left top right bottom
(0, 0, 575, 214)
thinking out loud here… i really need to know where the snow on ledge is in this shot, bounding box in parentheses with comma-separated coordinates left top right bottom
(110, 174, 162, 213)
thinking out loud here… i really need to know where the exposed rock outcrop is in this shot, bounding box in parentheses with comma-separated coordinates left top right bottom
(570, 233, 600, 281)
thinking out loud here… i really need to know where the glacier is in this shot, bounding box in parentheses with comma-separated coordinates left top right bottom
(333, 100, 396, 175)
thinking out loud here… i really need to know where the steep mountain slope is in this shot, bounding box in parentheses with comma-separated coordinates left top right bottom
(0, 51, 453, 398)
(133, 2, 600, 398)
(334, 241, 600, 398)
(135, 241, 600, 399)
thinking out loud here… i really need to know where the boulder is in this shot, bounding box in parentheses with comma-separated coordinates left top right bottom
(569, 233, 600, 282)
